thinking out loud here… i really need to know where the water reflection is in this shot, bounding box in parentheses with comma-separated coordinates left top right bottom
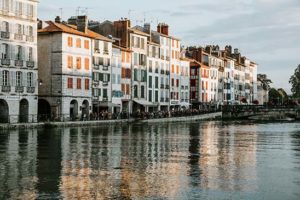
(1, 122, 300, 199)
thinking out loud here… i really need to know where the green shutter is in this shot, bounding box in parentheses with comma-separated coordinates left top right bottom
(99, 73, 103, 81)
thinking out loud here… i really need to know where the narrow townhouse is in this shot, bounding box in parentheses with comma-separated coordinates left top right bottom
(0, 0, 38, 123)
(38, 16, 107, 121)
(111, 45, 122, 113)
(179, 57, 191, 109)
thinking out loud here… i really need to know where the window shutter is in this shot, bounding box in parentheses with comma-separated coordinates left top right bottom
(99, 73, 103, 81)
(22, 72, 26, 86)
(33, 73, 36, 87)
(10, 71, 15, 86)
(107, 74, 110, 82)
(0, 71, 2, 86)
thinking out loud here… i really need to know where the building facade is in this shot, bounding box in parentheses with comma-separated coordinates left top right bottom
(0, 0, 38, 123)
(38, 16, 109, 121)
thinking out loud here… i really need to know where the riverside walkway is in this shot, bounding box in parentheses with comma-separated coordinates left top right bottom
(0, 112, 222, 130)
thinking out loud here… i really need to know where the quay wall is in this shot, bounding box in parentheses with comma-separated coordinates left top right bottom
(0, 112, 222, 130)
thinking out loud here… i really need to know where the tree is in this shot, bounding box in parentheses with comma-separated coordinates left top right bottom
(289, 64, 300, 98)
(268, 88, 281, 105)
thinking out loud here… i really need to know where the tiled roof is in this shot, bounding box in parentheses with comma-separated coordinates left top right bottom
(129, 28, 150, 37)
(38, 21, 113, 42)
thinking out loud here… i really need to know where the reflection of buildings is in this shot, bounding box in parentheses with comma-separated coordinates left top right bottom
(0, 130, 38, 199)
(198, 122, 257, 191)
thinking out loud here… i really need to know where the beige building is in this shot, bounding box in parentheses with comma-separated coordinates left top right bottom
(0, 0, 38, 123)
(38, 16, 108, 121)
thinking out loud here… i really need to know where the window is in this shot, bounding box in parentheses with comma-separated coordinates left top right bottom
(85, 79, 89, 90)
(76, 57, 81, 69)
(149, 90, 152, 102)
(68, 37, 73, 47)
(134, 85, 138, 98)
(148, 76, 152, 88)
(103, 88, 107, 98)
(84, 40, 89, 49)
(67, 78, 73, 89)
(28, 47, 33, 61)
(16, 71, 22, 86)
(16, 46, 23, 60)
(155, 77, 158, 89)
(141, 86, 145, 98)
(76, 38, 81, 48)
(28, 26, 33, 36)
(2, 21, 9, 32)
(155, 91, 158, 102)
(77, 78, 81, 89)
(84, 58, 89, 70)
(67, 56, 73, 68)
(16, 24, 22, 35)
(2, 70, 9, 86)
(1, 43, 9, 59)
(27, 72, 33, 87)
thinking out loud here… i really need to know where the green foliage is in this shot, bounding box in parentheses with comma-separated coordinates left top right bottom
(289, 64, 300, 97)
(269, 88, 281, 104)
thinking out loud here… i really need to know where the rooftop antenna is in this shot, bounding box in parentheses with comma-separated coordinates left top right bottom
(128, 9, 133, 20)
(76, 6, 81, 16)
(59, 8, 63, 19)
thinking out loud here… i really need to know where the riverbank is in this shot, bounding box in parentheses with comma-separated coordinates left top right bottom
(0, 112, 222, 130)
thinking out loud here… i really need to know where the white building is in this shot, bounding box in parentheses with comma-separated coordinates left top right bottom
(179, 58, 190, 109)
(0, 0, 38, 123)
(110, 46, 122, 113)
(38, 16, 103, 121)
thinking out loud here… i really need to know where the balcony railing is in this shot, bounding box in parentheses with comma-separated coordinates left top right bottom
(102, 82, 109, 87)
(26, 35, 34, 42)
(1, 31, 10, 39)
(27, 87, 35, 93)
(103, 49, 109, 55)
(155, 68, 159, 73)
(26, 61, 34, 68)
(161, 70, 165, 74)
(165, 98, 169, 102)
(102, 97, 108, 101)
(15, 60, 23, 67)
(93, 65, 99, 70)
(15, 86, 24, 93)
(165, 85, 170, 89)
(14, 34, 23, 40)
(102, 66, 109, 71)
(2, 85, 11, 92)
(1, 58, 10, 65)
(160, 84, 164, 89)
(160, 98, 164, 102)
(165, 71, 170, 75)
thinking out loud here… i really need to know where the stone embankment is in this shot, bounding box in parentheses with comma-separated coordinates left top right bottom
(0, 112, 222, 130)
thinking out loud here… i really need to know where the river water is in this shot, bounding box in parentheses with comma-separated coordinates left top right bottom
(0, 121, 300, 200)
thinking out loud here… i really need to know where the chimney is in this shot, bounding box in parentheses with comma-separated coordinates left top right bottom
(37, 19, 43, 29)
(144, 23, 151, 34)
(55, 16, 61, 23)
(157, 23, 169, 35)
(113, 18, 131, 47)
(205, 45, 212, 54)
(77, 15, 88, 33)
(234, 48, 239, 54)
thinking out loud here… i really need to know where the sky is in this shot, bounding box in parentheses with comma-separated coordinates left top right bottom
(38, 0, 300, 93)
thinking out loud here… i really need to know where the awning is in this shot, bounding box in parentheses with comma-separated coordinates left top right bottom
(98, 102, 121, 107)
(180, 102, 191, 108)
(134, 99, 158, 107)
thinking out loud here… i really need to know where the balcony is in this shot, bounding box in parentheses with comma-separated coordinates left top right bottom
(160, 84, 164, 89)
(26, 35, 34, 42)
(1, 59, 10, 66)
(102, 97, 108, 101)
(103, 49, 109, 55)
(15, 86, 24, 93)
(165, 85, 170, 89)
(102, 82, 109, 87)
(1, 31, 10, 39)
(27, 87, 35, 93)
(160, 98, 164, 102)
(166, 56, 170, 61)
(2, 85, 11, 92)
(165, 98, 169, 102)
(26, 61, 34, 68)
(93, 65, 99, 70)
(102, 66, 109, 71)
(155, 68, 159, 73)
(14, 34, 23, 40)
(160, 70, 165, 74)
(165, 71, 170, 75)
(93, 80, 99, 86)
(15, 60, 23, 67)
